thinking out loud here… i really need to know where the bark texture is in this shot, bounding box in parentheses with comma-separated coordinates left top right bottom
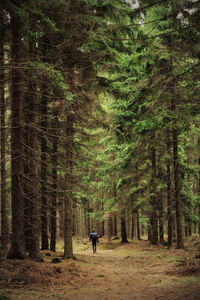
(63, 114, 74, 259)
(8, 10, 26, 259)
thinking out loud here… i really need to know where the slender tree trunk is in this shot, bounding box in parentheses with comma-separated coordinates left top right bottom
(99, 203, 105, 237)
(24, 118, 32, 253)
(26, 66, 42, 260)
(188, 220, 192, 236)
(107, 213, 112, 243)
(63, 114, 74, 259)
(40, 85, 49, 250)
(24, 82, 33, 254)
(166, 37, 184, 247)
(94, 202, 100, 234)
(131, 211, 137, 239)
(172, 123, 184, 248)
(113, 213, 118, 236)
(7, 10, 26, 259)
(23, 39, 42, 260)
(159, 197, 164, 244)
(50, 110, 58, 251)
(0, 14, 9, 260)
(112, 187, 118, 237)
(86, 200, 90, 237)
(121, 209, 129, 243)
(150, 146, 158, 245)
(137, 211, 141, 240)
(199, 206, 200, 236)
(198, 146, 200, 236)
(148, 221, 152, 242)
(166, 131, 173, 247)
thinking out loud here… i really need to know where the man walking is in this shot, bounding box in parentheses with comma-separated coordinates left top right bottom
(89, 229, 99, 253)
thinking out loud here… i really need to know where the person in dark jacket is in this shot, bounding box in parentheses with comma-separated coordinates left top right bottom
(89, 229, 99, 253)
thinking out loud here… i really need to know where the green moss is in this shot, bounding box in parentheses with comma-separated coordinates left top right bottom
(167, 256, 184, 264)
(154, 277, 177, 287)
(181, 276, 200, 284)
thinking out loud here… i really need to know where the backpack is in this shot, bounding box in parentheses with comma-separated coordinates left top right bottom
(90, 232, 98, 240)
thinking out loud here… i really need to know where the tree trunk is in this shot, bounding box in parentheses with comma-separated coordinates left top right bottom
(150, 146, 158, 245)
(0, 13, 9, 260)
(137, 211, 141, 240)
(131, 211, 137, 239)
(50, 110, 58, 251)
(85, 200, 90, 237)
(107, 214, 112, 243)
(24, 120, 32, 254)
(40, 85, 49, 250)
(159, 199, 164, 244)
(172, 125, 184, 248)
(22, 38, 42, 260)
(63, 114, 74, 259)
(99, 203, 104, 237)
(27, 71, 42, 260)
(166, 131, 173, 248)
(121, 210, 129, 243)
(198, 147, 200, 236)
(113, 213, 118, 236)
(167, 46, 184, 248)
(7, 10, 26, 259)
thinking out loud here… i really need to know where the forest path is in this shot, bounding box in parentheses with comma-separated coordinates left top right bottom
(68, 240, 200, 300)
(1, 239, 200, 300)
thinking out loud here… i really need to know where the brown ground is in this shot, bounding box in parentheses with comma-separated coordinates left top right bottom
(0, 238, 200, 300)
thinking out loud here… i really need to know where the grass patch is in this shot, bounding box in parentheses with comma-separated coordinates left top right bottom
(181, 276, 200, 284)
(154, 253, 167, 258)
(56, 239, 90, 253)
(98, 243, 119, 250)
(167, 256, 183, 264)
(154, 277, 177, 287)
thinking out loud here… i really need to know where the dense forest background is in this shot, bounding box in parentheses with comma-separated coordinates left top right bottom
(0, 0, 200, 261)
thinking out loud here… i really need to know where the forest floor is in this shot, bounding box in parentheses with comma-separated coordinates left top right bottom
(0, 237, 200, 300)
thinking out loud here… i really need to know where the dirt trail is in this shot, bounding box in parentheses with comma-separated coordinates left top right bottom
(1, 240, 200, 300)
(73, 243, 200, 300)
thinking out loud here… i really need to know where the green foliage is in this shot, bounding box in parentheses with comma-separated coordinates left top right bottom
(80, 0, 200, 229)
(26, 61, 73, 101)
(5, 0, 199, 240)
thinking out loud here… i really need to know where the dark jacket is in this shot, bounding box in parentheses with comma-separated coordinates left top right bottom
(89, 232, 99, 242)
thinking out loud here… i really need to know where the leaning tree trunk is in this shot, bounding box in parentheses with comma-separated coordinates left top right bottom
(63, 114, 74, 259)
(0, 12, 9, 260)
(7, 9, 26, 259)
